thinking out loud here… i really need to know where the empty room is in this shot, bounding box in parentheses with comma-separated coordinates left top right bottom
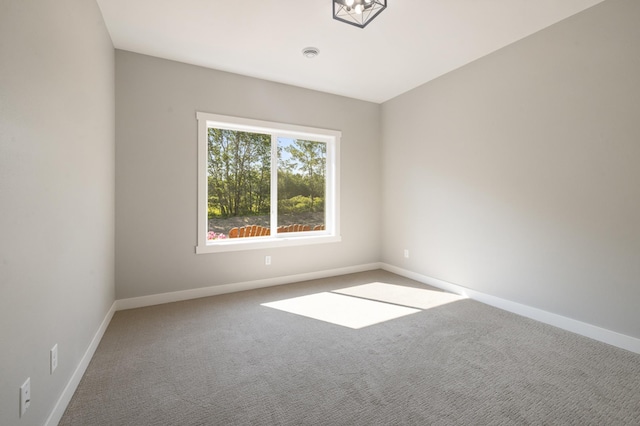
(1, 0, 640, 425)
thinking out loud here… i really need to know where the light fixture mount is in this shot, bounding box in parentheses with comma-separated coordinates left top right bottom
(333, 0, 387, 28)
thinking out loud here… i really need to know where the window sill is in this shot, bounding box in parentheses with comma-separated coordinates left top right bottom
(195, 234, 342, 254)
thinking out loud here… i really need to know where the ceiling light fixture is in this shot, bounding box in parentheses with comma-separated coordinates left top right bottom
(333, 0, 386, 28)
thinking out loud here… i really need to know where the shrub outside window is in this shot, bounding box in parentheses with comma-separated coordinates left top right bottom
(196, 112, 341, 253)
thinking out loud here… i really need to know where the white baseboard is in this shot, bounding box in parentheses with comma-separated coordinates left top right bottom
(44, 301, 117, 426)
(116, 263, 383, 311)
(381, 263, 640, 354)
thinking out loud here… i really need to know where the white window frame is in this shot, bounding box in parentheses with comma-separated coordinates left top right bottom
(196, 112, 341, 254)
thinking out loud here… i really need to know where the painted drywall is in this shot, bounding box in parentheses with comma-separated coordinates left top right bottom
(0, 1, 115, 424)
(381, 0, 640, 339)
(115, 51, 381, 299)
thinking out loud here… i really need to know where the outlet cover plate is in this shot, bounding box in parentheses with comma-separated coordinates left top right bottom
(20, 377, 31, 417)
(51, 344, 58, 374)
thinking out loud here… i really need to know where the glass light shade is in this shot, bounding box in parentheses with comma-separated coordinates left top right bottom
(332, 0, 387, 28)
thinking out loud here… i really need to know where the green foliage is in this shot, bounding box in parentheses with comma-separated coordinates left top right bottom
(207, 130, 326, 219)
(207, 205, 220, 219)
(207, 128, 271, 218)
(278, 196, 324, 214)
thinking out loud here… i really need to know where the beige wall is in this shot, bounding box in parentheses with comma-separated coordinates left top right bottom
(0, 1, 115, 425)
(115, 51, 381, 299)
(381, 0, 640, 338)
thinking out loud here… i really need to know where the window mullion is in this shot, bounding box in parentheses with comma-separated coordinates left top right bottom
(270, 135, 278, 237)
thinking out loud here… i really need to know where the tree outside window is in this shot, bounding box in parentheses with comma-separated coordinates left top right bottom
(206, 131, 327, 240)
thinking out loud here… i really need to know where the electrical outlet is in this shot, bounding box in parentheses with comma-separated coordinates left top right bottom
(265, 255, 271, 265)
(404, 249, 409, 259)
(20, 377, 31, 417)
(51, 344, 58, 374)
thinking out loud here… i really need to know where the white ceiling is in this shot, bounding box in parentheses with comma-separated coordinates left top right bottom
(96, 0, 605, 104)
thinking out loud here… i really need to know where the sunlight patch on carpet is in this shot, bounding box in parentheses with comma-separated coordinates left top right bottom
(261, 292, 420, 329)
(333, 282, 464, 310)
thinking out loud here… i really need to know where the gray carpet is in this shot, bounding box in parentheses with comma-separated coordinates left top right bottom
(60, 270, 640, 425)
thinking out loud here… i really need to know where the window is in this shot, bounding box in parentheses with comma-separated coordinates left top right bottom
(196, 112, 341, 253)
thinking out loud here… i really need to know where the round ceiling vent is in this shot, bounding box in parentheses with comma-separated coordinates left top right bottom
(302, 47, 320, 59)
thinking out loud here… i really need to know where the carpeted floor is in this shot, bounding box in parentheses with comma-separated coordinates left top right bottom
(59, 270, 640, 425)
